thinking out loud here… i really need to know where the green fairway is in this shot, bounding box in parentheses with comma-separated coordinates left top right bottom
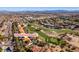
(28, 23, 66, 45)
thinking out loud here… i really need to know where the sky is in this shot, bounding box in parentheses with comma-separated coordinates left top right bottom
(0, 7, 79, 11)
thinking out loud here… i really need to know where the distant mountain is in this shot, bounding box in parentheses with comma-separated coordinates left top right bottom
(31, 10, 79, 13)
(13, 10, 79, 14)
(0, 10, 79, 14)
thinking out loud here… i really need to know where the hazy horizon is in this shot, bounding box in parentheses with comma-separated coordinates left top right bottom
(0, 7, 79, 11)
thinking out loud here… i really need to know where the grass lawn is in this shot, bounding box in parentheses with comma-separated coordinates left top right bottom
(52, 29, 73, 33)
(28, 24, 66, 45)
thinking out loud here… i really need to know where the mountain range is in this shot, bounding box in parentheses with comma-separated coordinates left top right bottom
(0, 10, 79, 14)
